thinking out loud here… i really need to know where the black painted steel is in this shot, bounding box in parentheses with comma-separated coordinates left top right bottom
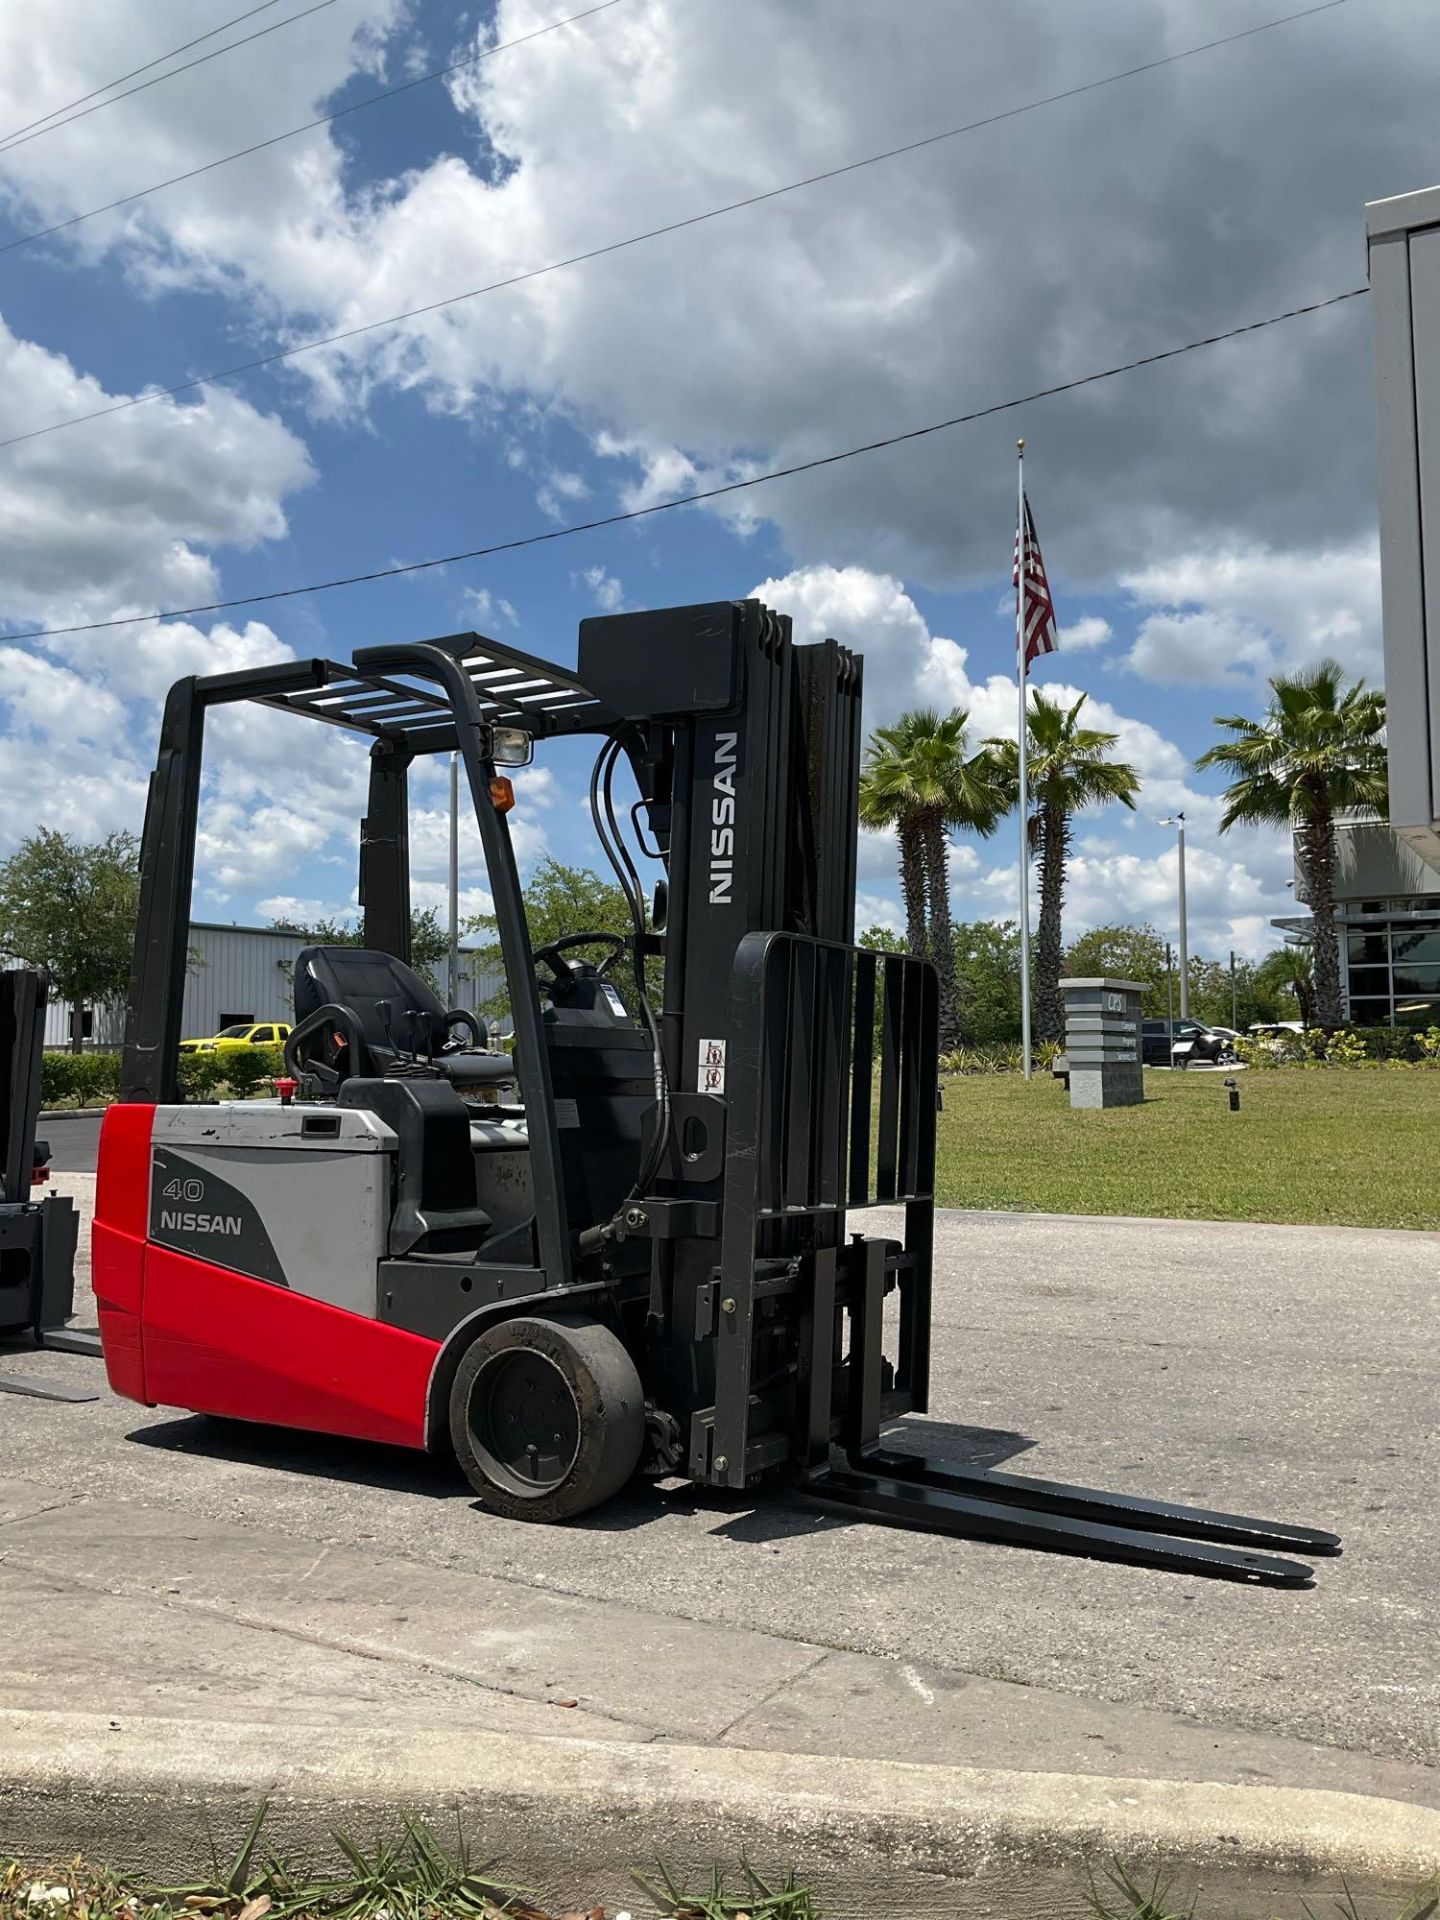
(860, 1450, 1342, 1556)
(805, 1463, 1320, 1587)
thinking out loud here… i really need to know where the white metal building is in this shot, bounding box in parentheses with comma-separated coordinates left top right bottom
(41, 922, 504, 1050)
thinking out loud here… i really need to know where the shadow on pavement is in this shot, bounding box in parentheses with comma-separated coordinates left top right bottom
(125, 1412, 1040, 1540)
(127, 1413, 469, 1500)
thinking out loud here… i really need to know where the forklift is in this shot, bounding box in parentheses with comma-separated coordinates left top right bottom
(95, 601, 1340, 1584)
(0, 968, 86, 1390)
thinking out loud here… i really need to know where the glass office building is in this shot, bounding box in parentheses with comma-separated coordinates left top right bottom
(1274, 818, 1440, 1027)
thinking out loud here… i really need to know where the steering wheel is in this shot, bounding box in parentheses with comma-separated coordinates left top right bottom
(531, 931, 630, 987)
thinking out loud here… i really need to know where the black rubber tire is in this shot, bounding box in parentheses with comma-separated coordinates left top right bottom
(449, 1314, 645, 1522)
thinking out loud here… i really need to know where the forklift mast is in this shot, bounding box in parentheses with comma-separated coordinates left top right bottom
(574, 601, 936, 1487)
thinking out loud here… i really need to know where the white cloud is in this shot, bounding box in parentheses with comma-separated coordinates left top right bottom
(536, 469, 589, 521)
(757, 562, 1293, 955)
(1062, 615, 1112, 652)
(579, 564, 624, 612)
(0, 318, 313, 631)
(1122, 541, 1382, 687)
(1, 0, 1424, 582)
(462, 587, 518, 627)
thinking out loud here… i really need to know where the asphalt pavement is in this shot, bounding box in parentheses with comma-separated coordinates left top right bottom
(36, 1111, 101, 1173)
(3, 1172, 1436, 1799)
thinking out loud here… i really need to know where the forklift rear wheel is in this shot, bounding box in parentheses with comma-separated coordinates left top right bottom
(450, 1315, 644, 1521)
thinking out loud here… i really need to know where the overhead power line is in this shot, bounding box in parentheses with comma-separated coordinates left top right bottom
(0, 0, 290, 148)
(6, 286, 1369, 643)
(0, 0, 1350, 454)
(0, 0, 627, 256)
(0, 0, 337, 158)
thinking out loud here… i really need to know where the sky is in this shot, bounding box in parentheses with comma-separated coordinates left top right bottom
(0, 0, 1432, 968)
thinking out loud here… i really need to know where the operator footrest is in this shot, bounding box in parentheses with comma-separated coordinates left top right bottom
(803, 1447, 1341, 1587)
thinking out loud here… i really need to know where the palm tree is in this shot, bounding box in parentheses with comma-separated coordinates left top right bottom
(1195, 661, 1386, 1029)
(859, 708, 1006, 1048)
(1255, 944, 1315, 1027)
(989, 692, 1141, 1044)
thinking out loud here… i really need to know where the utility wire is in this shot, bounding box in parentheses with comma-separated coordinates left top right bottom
(1, 0, 627, 256)
(0, 0, 1348, 451)
(0, 0, 289, 148)
(6, 286, 1369, 642)
(0, 0, 337, 158)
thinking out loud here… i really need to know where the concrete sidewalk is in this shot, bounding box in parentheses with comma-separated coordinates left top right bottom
(2, 1175, 1437, 1913)
(2, 1478, 1439, 1917)
(3, 1470, 1437, 1802)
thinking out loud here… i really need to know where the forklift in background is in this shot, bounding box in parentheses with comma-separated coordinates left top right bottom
(0, 969, 87, 1390)
(94, 602, 1340, 1584)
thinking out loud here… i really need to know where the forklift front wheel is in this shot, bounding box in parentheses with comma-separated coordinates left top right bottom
(449, 1315, 645, 1522)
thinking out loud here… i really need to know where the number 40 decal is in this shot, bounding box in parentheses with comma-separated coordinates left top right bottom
(163, 1177, 205, 1204)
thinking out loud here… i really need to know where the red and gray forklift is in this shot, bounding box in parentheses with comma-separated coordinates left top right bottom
(95, 601, 1340, 1583)
(0, 969, 85, 1392)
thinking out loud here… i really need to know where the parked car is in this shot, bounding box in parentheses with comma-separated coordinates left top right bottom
(179, 1021, 292, 1055)
(1141, 1018, 1234, 1067)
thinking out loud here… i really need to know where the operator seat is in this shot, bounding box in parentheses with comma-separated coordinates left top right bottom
(291, 946, 516, 1092)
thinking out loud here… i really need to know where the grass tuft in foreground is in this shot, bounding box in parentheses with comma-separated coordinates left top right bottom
(6, 1831, 1436, 1920)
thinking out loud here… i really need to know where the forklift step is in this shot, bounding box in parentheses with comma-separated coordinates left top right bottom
(804, 1457, 1331, 1586)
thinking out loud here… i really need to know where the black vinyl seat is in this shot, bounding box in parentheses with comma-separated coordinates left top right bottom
(291, 946, 516, 1091)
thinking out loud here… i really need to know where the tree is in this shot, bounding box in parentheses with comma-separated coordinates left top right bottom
(990, 693, 1140, 1043)
(951, 919, 1023, 1043)
(466, 858, 654, 1017)
(272, 908, 450, 985)
(1195, 661, 1386, 1028)
(858, 709, 1007, 1049)
(1255, 944, 1315, 1026)
(0, 828, 140, 1051)
(1062, 922, 1170, 1016)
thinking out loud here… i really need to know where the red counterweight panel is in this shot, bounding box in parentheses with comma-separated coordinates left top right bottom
(94, 1104, 155, 1403)
(142, 1245, 439, 1449)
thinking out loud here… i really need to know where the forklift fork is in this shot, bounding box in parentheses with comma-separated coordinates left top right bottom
(801, 1234, 1342, 1586)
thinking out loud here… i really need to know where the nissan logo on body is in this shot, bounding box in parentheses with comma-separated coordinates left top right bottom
(708, 730, 739, 904)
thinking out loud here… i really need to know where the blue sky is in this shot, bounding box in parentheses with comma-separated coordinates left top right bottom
(0, 0, 1430, 966)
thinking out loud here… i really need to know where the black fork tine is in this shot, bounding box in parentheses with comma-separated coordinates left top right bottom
(806, 1464, 1320, 1587)
(860, 1448, 1342, 1557)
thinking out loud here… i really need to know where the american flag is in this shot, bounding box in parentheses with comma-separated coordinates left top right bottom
(1012, 494, 1058, 672)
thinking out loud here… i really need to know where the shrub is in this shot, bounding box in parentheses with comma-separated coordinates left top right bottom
(176, 1051, 224, 1099)
(218, 1045, 281, 1098)
(41, 1049, 121, 1107)
(1321, 1027, 1368, 1066)
(1349, 1025, 1416, 1062)
(939, 1041, 1028, 1075)
(177, 1042, 287, 1101)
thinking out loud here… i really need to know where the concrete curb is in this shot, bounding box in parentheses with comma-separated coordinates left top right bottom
(3, 1711, 1437, 1920)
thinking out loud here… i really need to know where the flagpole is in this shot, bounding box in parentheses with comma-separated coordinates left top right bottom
(1016, 438, 1033, 1081)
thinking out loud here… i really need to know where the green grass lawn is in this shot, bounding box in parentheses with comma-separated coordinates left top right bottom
(932, 1068, 1440, 1230)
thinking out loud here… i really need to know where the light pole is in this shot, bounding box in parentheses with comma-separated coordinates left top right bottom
(1159, 813, 1189, 1018)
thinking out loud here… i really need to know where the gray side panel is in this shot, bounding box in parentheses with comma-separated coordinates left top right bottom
(150, 1146, 287, 1286)
(148, 1107, 392, 1317)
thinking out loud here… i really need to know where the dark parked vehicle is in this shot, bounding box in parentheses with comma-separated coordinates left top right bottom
(1141, 1018, 1234, 1067)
